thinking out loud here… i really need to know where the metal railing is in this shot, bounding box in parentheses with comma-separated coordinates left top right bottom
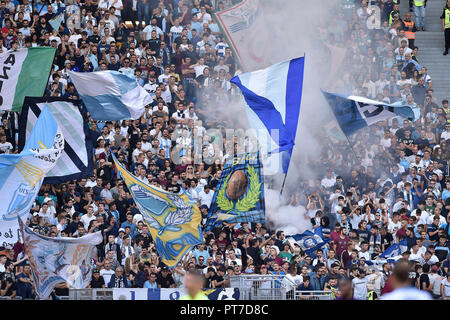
(69, 289, 114, 300)
(230, 275, 286, 300)
(293, 291, 333, 300)
(229, 275, 333, 300)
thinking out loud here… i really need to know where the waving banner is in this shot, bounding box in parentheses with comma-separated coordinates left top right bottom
(69, 70, 152, 121)
(286, 229, 331, 257)
(205, 152, 265, 231)
(19, 218, 102, 299)
(0, 47, 55, 112)
(0, 107, 64, 247)
(215, 0, 271, 71)
(19, 98, 94, 184)
(111, 153, 203, 268)
(322, 91, 419, 136)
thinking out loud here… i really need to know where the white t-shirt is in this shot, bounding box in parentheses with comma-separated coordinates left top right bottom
(81, 214, 96, 230)
(194, 64, 207, 78)
(143, 25, 164, 39)
(352, 276, 369, 300)
(0, 141, 13, 154)
(282, 274, 303, 292)
(196, 12, 212, 24)
(388, 220, 401, 234)
(441, 278, 450, 297)
(426, 215, 446, 227)
(430, 274, 443, 296)
(198, 190, 214, 207)
(170, 25, 183, 41)
(100, 269, 115, 286)
(410, 210, 430, 225)
(441, 131, 450, 141)
(227, 258, 242, 266)
(381, 287, 432, 300)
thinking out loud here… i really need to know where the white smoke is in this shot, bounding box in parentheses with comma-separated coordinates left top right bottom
(264, 189, 311, 235)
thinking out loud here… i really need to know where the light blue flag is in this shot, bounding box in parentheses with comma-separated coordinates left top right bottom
(379, 239, 408, 259)
(87, 53, 99, 70)
(230, 57, 305, 174)
(49, 13, 64, 31)
(69, 70, 153, 121)
(322, 91, 419, 137)
(0, 107, 64, 246)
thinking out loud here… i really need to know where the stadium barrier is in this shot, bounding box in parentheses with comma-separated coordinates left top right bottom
(229, 275, 333, 300)
(69, 288, 114, 300)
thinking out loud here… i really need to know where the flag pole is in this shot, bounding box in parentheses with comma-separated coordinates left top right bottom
(280, 173, 287, 195)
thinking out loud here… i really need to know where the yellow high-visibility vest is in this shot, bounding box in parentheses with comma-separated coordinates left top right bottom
(445, 9, 450, 29)
(414, 0, 425, 6)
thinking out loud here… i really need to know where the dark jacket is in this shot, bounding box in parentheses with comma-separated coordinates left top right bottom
(107, 274, 130, 288)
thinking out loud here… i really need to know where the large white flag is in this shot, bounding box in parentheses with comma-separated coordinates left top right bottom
(19, 218, 102, 299)
(0, 107, 64, 247)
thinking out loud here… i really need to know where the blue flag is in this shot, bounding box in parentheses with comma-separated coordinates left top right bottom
(230, 57, 305, 174)
(287, 229, 331, 256)
(322, 91, 419, 136)
(379, 239, 408, 259)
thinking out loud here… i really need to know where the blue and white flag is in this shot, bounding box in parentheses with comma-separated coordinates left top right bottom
(49, 12, 64, 31)
(0, 107, 64, 246)
(379, 239, 408, 259)
(19, 218, 102, 300)
(19, 98, 93, 184)
(287, 229, 331, 256)
(69, 70, 153, 121)
(322, 91, 419, 136)
(230, 57, 305, 174)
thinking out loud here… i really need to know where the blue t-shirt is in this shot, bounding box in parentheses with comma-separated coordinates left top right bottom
(144, 280, 158, 289)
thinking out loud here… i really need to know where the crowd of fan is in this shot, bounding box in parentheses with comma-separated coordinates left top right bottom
(0, 0, 449, 300)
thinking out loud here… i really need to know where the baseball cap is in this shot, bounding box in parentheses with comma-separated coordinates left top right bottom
(161, 266, 169, 271)
(64, 60, 71, 65)
(119, 228, 125, 233)
(199, 205, 208, 210)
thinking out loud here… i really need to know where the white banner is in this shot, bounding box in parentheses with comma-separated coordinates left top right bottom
(21, 218, 103, 299)
(215, 0, 271, 71)
(113, 288, 240, 300)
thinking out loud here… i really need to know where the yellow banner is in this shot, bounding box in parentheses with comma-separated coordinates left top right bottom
(112, 153, 203, 268)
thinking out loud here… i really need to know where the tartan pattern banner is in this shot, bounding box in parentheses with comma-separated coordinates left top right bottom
(204, 152, 265, 231)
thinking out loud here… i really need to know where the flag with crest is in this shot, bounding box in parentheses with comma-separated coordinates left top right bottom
(205, 152, 265, 231)
(111, 153, 203, 268)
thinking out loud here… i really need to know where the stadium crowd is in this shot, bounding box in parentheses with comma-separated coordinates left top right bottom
(0, 0, 449, 301)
